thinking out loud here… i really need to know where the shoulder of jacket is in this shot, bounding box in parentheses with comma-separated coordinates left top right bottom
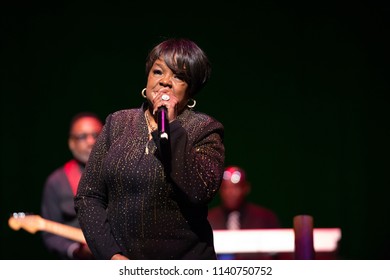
(185, 110, 223, 128)
(110, 108, 139, 119)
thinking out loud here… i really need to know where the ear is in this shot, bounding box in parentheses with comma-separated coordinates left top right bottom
(68, 138, 75, 153)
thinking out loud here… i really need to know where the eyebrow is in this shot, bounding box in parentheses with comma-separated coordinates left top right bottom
(154, 58, 165, 66)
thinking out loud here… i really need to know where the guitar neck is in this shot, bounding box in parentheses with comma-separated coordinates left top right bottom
(42, 219, 86, 244)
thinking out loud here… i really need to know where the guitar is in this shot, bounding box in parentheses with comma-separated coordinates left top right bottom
(8, 212, 86, 244)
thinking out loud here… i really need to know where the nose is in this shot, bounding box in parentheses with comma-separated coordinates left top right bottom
(159, 73, 173, 88)
(86, 134, 97, 145)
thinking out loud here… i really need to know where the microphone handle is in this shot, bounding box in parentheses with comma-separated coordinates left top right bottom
(157, 106, 169, 140)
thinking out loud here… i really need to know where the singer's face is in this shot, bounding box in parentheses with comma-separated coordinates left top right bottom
(145, 57, 189, 113)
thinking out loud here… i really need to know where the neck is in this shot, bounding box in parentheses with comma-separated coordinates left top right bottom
(145, 110, 157, 133)
(73, 158, 85, 168)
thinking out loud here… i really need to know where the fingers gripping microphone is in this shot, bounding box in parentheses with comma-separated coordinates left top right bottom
(157, 106, 171, 173)
(157, 106, 169, 141)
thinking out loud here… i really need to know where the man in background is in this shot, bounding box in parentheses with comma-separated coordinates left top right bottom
(208, 165, 281, 259)
(40, 112, 103, 259)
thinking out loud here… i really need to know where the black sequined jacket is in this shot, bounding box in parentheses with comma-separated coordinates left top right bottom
(74, 103, 225, 259)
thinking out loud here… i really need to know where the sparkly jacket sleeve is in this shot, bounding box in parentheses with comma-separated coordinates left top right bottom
(152, 110, 225, 205)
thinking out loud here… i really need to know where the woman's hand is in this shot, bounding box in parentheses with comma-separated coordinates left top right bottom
(151, 91, 179, 122)
(111, 253, 129, 260)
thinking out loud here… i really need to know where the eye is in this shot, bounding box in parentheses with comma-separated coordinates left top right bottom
(174, 73, 185, 81)
(153, 69, 162, 75)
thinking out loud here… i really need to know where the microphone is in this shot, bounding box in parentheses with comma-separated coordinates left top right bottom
(157, 105, 171, 172)
(157, 106, 169, 141)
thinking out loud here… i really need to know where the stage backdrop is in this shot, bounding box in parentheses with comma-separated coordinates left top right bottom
(1, 2, 389, 259)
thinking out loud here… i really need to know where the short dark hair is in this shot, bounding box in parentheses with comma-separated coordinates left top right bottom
(69, 112, 102, 135)
(145, 38, 211, 97)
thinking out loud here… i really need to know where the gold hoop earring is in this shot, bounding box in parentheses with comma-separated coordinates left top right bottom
(141, 88, 147, 98)
(187, 98, 196, 109)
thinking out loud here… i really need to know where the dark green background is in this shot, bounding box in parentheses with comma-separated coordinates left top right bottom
(1, 2, 389, 259)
